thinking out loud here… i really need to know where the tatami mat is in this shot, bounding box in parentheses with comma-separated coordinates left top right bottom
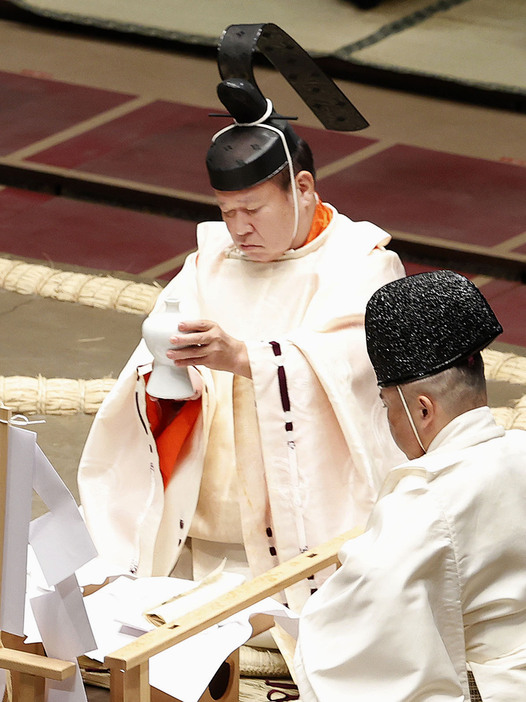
(5, 0, 439, 51)
(339, 0, 526, 94)
(6, 0, 526, 105)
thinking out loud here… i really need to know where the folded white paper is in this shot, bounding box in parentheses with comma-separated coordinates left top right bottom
(82, 573, 298, 702)
(30, 574, 96, 660)
(30, 574, 98, 702)
(29, 445, 97, 587)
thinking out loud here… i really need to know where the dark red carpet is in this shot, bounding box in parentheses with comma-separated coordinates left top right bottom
(0, 70, 524, 347)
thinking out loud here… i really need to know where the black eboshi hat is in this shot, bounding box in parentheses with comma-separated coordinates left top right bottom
(206, 23, 369, 191)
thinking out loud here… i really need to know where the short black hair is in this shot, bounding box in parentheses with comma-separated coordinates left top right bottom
(271, 138, 316, 190)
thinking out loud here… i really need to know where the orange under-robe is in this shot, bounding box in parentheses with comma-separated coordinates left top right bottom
(145, 389, 202, 488)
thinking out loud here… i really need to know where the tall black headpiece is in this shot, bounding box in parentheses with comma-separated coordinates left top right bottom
(365, 270, 503, 387)
(206, 23, 369, 191)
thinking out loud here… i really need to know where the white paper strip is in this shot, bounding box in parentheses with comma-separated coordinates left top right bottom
(1, 425, 35, 634)
(31, 574, 96, 660)
(46, 666, 87, 702)
(29, 445, 97, 586)
(30, 574, 97, 702)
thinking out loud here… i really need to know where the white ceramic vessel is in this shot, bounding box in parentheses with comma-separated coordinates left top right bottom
(141, 298, 195, 400)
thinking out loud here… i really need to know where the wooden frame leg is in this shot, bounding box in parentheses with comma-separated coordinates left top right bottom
(150, 649, 239, 702)
(202, 649, 239, 702)
(110, 662, 150, 702)
(17, 671, 45, 702)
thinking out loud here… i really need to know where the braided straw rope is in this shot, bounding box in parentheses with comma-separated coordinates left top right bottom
(1, 256, 526, 420)
(491, 396, 526, 431)
(0, 256, 161, 315)
(483, 348, 526, 384)
(0, 353, 525, 418)
(482, 349, 526, 430)
(239, 646, 289, 678)
(0, 376, 116, 415)
(1, 368, 525, 425)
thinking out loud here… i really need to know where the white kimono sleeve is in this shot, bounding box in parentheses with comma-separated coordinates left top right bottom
(295, 479, 470, 702)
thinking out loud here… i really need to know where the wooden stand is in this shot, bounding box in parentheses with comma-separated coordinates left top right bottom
(0, 406, 77, 701)
(0, 404, 361, 701)
(103, 527, 360, 702)
(0, 643, 76, 702)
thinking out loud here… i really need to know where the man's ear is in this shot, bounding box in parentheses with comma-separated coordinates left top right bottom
(417, 395, 434, 423)
(296, 170, 315, 195)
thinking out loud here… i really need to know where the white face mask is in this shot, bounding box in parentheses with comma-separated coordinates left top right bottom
(396, 385, 426, 454)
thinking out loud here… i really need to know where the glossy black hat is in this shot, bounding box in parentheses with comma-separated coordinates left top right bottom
(365, 270, 503, 387)
(206, 23, 369, 191)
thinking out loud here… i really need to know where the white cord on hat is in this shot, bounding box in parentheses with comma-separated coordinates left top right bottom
(211, 99, 300, 242)
(396, 385, 426, 454)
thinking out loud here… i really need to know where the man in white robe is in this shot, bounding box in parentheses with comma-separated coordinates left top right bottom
(78, 24, 405, 610)
(296, 270, 526, 700)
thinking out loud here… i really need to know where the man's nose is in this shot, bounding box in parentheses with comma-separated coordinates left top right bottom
(233, 213, 253, 236)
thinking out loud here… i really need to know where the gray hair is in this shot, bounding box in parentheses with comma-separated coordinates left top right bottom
(401, 352, 487, 415)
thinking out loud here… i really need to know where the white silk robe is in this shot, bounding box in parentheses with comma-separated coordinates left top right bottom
(296, 406, 526, 699)
(78, 205, 405, 610)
